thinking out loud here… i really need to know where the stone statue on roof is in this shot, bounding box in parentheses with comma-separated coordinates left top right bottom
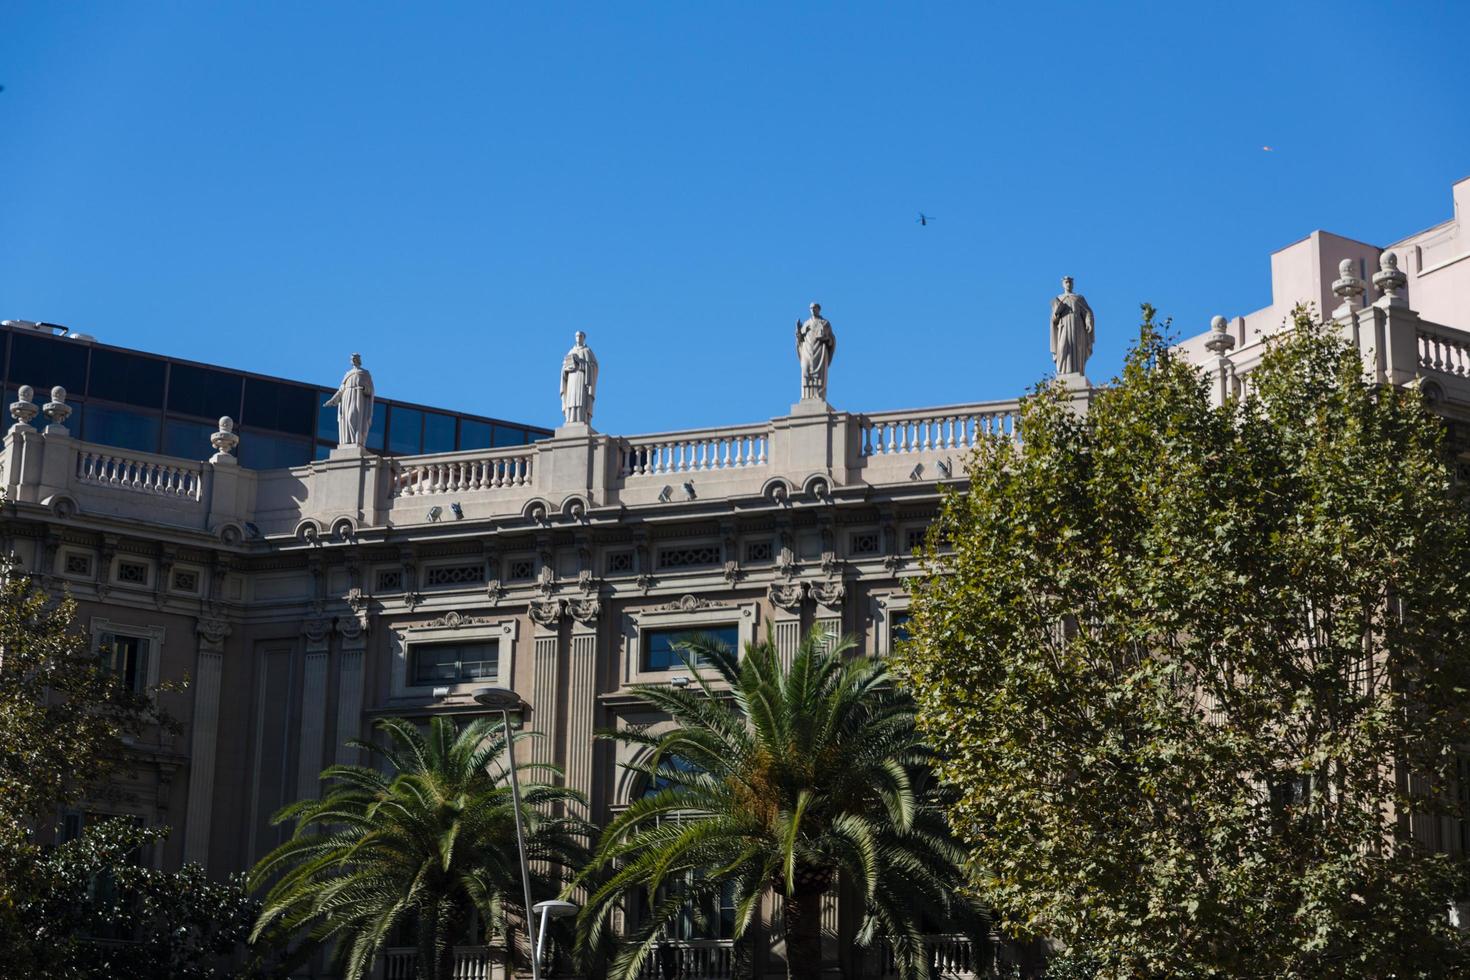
(560, 331, 599, 426)
(1050, 276, 1095, 378)
(324, 353, 375, 447)
(796, 302, 836, 402)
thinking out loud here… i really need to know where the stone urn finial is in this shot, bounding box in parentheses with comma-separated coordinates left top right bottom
(1204, 315, 1235, 354)
(1372, 250, 1408, 307)
(42, 386, 71, 430)
(1331, 258, 1365, 308)
(211, 416, 240, 457)
(8, 385, 38, 430)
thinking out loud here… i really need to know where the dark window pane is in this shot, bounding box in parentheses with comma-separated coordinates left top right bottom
(366, 403, 386, 451)
(87, 349, 166, 409)
(82, 404, 160, 453)
(891, 612, 912, 645)
(641, 624, 738, 672)
(167, 364, 243, 421)
(410, 642, 498, 686)
(241, 379, 316, 436)
(238, 430, 311, 469)
(423, 412, 455, 454)
(388, 405, 423, 455)
(9, 332, 88, 395)
(317, 396, 338, 441)
(493, 425, 529, 447)
(163, 418, 217, 459)
(459, 420, 492, 450)
(412, 645, 459, 686)
(314, 443, 333, 461)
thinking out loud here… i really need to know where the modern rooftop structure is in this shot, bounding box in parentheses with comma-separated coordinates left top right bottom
(0, 319, 550, 469)
(5, 175, 1469, 979)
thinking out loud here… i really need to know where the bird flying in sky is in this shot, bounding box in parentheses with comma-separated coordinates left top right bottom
(917, 212, 934, 226)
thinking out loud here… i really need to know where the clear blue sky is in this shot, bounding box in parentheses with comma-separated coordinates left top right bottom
(2, 2, 1468, 435)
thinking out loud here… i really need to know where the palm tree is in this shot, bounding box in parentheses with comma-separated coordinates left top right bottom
(249, 715, 591, 980)
(576, 627, 982, 980)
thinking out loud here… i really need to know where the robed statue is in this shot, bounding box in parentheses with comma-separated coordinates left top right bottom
(323, 353, 375, 447)
(796, 302, 836, 401)
(560, 331, 599, 425)
(1050, 276, 1095, 377)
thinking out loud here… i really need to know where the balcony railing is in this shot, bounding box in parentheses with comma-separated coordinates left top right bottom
(636, 939, 735, 979)
(391, 447, 536, 498)
(859, 403, 1019, 457)
(620, 424, 772, 477)
(76, 448, 203, 500)
(382, 945, 499, 980)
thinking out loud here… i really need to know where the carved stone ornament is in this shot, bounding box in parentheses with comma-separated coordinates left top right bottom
(1332, 258, 1365, 307)
(9, 386, 37, 430)
(529, 599, 563, 627)
(768, 581, 807, 613)
(485, 578, 505, 605)
(323, 353, 375, 447)
(722, 559, 742, 584)
(569, 597, 601, 625)
(811, 580, 846, 609)
(659, 594, 728, 613)
(196, 618, 231, 646)
(635, 573, 655, 593)
(577, 568, 596, 593)
(337, 614, 367, 642)
(303, 617, 332, 645)
(345, 586, 367, 613)
(776, 546, 797, 580)
(882, 553, 904, 574)
(1050, 276, 1096, 377)
(796, 302, 836, 401)
(820, 550, 842, 578)
(536, 565, 556, 597)
(427, 610, 491, 629)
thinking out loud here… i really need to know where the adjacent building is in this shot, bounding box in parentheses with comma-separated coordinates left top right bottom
(5, 175, 1469, 978)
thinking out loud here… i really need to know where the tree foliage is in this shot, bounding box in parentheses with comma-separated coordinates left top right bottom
(575, 628, 984, 980)
(898, 310, 1470, 977)
(250, 715, 592, 980)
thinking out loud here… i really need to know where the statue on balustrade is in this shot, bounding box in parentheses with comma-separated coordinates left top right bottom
(1050, 276, 1095, 378)
(324, 353, 375, 447)
(796, 302, 836, 401)
(560, 331, 599, 426)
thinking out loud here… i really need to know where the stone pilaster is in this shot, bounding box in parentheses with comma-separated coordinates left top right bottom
(334, 614, 368, 766)
(296, 617, 332, 802)
(565, 598, 602, 821)
(182, 617, 230, 866)
(531, 630, 561, 771)
(768, 581, 806, 670)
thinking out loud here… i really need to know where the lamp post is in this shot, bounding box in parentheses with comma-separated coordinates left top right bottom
(473, 686, 540, 980)
(532, 899, 579, 971)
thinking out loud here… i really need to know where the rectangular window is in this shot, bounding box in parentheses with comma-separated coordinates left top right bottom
(492, 424, 528, 448)
(163, 418, 217, 460)
(87, 349, 166, 409)
(167, 363, 243, 421)
(641, 624, 738, 672)
(849, 531, 881, 556)
(423, 564, 485, 588)
(64, 553, 93, 577)
(657, 545, 721, 570)
(422, 412, 456, 454)
(98, 632, 150, 692)
(460, 419, 493, 451)
(388, 405, 424, 455)
(316, 397, 339, 442)
(410, 641, 498, 686)
(238, 431, 312, 469)
(116, 560, 149, 586)
(171, 569, 200, 593)
(890, 612, 912, 646)
(8, 332, 88, 395)
(82, 403, 161, 454)
(242, 378, 316, 436)
(375, 569, 403, 592)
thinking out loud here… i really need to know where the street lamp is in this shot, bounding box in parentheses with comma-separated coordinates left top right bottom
(473, 686, 541, 980)
(533, 899, 580, 970)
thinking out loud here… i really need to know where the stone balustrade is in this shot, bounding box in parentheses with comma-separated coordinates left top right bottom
(1417, 324, 1470, 378)
(635, 939, 735, 979)
(76, 448, 203, 500)
(381, 945, 499, 980)
(878, 933, 983, 977)
(860, 404, 1019, 456)
(620, 423, 771, 477)
(391, 447, 536, 498)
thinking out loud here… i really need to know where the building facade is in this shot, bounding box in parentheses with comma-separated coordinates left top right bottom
(4, 176, 1470, 978)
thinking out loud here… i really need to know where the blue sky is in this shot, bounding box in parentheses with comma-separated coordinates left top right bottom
(2, 2, 1468, 435)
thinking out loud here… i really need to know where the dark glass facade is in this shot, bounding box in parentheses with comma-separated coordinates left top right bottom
(0, 324, 550, 469)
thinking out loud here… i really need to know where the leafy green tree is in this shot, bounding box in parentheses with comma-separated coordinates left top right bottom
(250, 715, 592, 980)
(576, 628, 983, 980)
(0, 818, 262, 980)
(898, 309, 1470, 977)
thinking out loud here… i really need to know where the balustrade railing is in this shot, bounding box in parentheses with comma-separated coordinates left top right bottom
(635, 939, 735, 979)
(76, 449, 203, 500)
(383, 945, 497, 980)
(860, 403, 1019, 457)
(392, 450, 535, 497)
(1417, 326, 1470, 378)
(621, 425, 770, 477)
(879, 933, 983, 978)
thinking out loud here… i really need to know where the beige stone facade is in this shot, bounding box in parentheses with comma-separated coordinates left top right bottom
(6, 176, 1470, 977)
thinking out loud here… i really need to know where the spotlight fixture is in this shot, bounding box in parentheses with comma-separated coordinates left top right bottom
(937, 458, 952, 479)
(658, 485, 673, 503)
(427, 505, 443, 522)
(450, 502, 464, 520)
(909, 463, 924, 481)
(670, 675, 690, 688)
(683, 481, 696, 500)
(432, 686, 451, 699)
(244, 522, 262, 539)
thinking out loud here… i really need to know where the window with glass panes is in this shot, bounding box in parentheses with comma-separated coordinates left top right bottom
(97, 632, 150, 692)
(640, 624, 738, 672)
(409, 641, 498, 686)
(636, 760, 737, 939)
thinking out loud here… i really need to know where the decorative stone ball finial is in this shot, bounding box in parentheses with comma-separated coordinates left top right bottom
(8, 385, 38, 430)
(1204, 315, 1236, 355)
(1372, 250, 1408, 306)
(1331, 258, 1365, 306)
(42, 386, 71, 429)
(211, 416, 240, 457)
